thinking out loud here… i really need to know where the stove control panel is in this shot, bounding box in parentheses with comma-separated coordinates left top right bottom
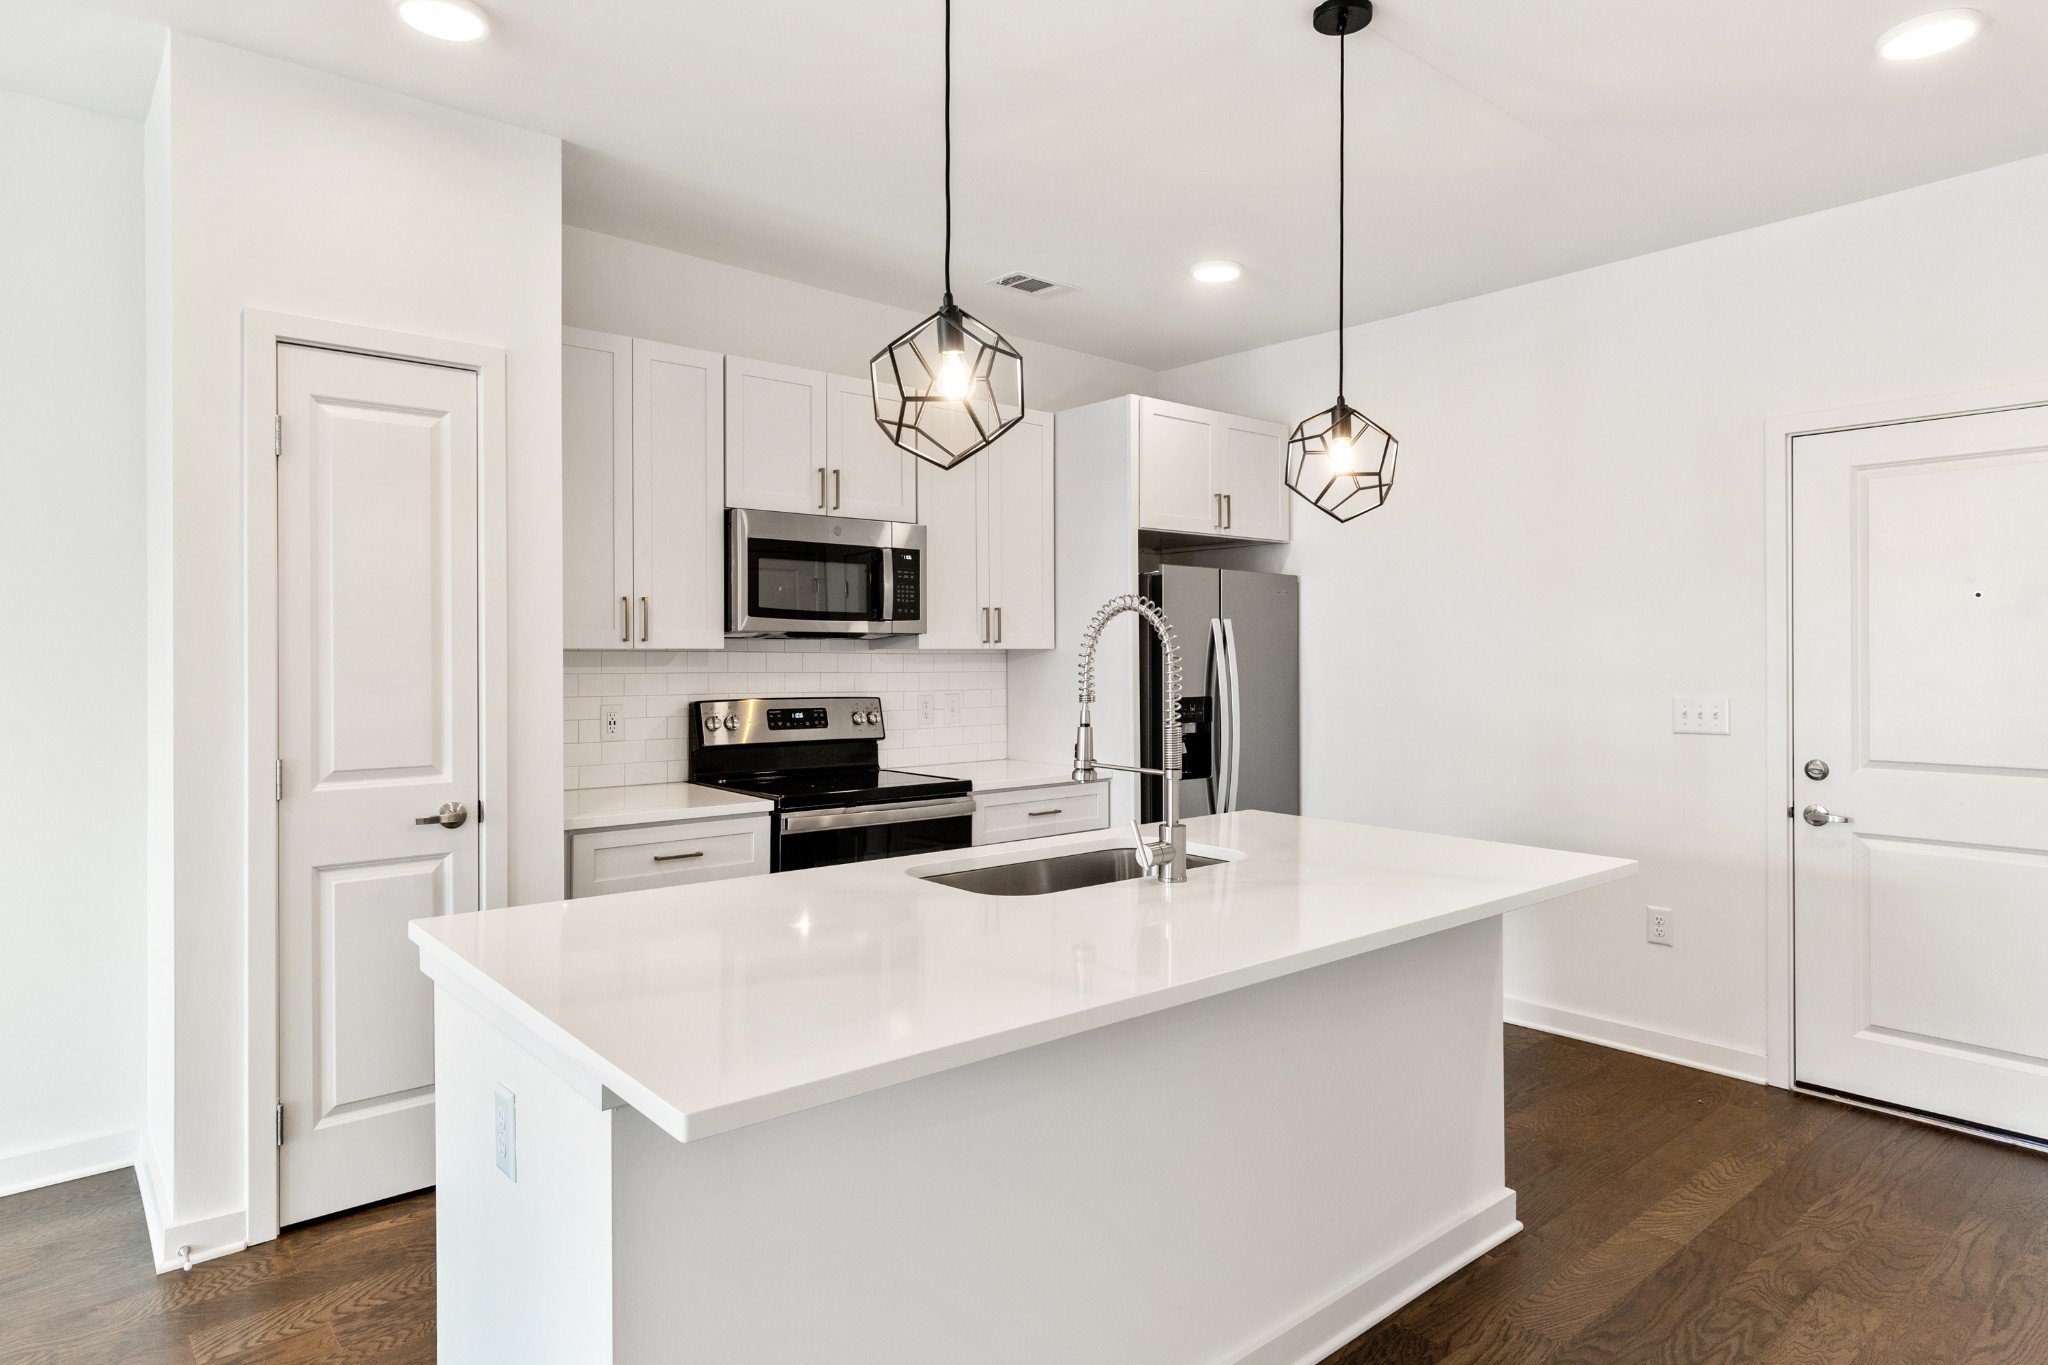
(691, 696, 886, 748)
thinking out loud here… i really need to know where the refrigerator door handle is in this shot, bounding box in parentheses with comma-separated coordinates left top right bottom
(1205, 618, 1225, 813)
(1219, 618, 1244, 813)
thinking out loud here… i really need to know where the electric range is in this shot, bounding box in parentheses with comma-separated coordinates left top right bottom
(687, 696, 974, 871)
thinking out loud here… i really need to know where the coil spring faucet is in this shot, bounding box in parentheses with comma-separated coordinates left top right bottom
(1071, 594, 1189, 882)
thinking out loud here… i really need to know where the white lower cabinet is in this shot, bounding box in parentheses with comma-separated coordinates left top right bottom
(971, 782, 1110, 846)
(568, 816, 771, 898)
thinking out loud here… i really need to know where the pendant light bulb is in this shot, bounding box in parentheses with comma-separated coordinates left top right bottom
(935, 349, 973, 401)
(1327, 425, 1357, 474)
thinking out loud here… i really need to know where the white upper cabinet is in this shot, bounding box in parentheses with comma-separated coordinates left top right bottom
(725, 358, 917, 521)
(1136, 398, 1289, 542)
(563, 329, 636, 648)
(826, 374, 918, 522)
(632, 340, 725, 650)
(917, 409, 1054, 651)
(563, 328, 724, 651)
(725, 356, 829, 514)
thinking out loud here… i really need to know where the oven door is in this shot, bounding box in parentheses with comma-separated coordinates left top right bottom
(728, 508, 909, 637)
(776, 796, 976, 871)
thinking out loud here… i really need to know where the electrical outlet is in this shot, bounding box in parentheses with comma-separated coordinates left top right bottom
(600, 703, 622, 738)
(493, 1084, 517, 1181)
(1672, 696, 1730, 735)
(941, 692, 964, 726)
(1646, 906, 1676, 946)
(916, 693, 936, 727)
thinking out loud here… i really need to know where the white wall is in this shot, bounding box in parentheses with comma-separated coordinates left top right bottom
(1160, 152, 2048, 1078)
(143, 34, 561, 1260)
(0, 89, 146, 1195)
(565, 226, 1159, 412)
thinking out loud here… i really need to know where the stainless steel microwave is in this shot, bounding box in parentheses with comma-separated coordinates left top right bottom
(725, 508, 926, 638)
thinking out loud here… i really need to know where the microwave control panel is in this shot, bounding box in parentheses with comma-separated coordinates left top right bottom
(889, 549, 921, 620)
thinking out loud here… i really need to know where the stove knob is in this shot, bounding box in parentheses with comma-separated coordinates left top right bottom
(850, 711, 865, 726)
(722, 714, 739, 731)
(866, 709, 882, 726)
(702, 715, 721, 733)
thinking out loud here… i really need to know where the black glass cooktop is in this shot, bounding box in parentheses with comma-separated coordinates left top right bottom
(696, 766, 971, 811)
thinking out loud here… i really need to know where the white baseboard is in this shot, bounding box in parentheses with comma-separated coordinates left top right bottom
(135, 1133, 247, 1274)
(1230, 1190, 1522, 1365)
(0, 1128, 139, 1200)
(1506, 997, 1768, 1084)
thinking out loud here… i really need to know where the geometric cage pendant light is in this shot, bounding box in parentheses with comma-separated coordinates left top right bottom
(871, 0, 1025, 471)
(1285, 0, 1399, 523)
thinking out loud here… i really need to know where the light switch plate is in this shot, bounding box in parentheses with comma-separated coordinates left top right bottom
(941, 692, 964, 726)
(493, 1084, 517, 1182)
(1672, 695, 1730, 735)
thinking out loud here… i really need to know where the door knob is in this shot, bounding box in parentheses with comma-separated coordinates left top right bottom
(416, 801, 468, 829)
(1801, 804, 1850, 827)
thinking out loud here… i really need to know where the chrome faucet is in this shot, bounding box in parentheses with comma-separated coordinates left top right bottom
(1071, 594, 1188, 882)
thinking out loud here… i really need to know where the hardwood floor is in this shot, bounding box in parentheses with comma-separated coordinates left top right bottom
(1, 1028, 2041, 1363)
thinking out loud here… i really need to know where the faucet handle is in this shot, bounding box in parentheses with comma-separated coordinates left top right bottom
(1129, 820, 1158, 871)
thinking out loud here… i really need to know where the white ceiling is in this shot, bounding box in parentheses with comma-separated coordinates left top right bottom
(8, 0, 2048, 370)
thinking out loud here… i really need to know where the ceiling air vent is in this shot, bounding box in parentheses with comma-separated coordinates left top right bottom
(987, 272, 1076, 299)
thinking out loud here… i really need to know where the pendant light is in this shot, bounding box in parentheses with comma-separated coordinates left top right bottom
(1285, 0, 1399, 523)
(871, 0, 1025, 470)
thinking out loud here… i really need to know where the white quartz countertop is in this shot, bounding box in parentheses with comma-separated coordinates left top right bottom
(910, 759, 1099, 792)
(562, 782, 772, 832)
(414, 810, 1633, 1144)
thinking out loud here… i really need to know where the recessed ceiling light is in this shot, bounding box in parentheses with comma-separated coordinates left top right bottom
(1878, 9, 1983, 60)
(394, 0, 489, 42)
(1191, 260, 1243, 284)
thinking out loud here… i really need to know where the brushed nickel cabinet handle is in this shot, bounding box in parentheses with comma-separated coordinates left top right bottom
(1214, 493, 1222, 527)
(1224, 493, 1233, 529)
(982, 606, 990, 643)
(1026, 808, 1063, 817)
(653, 850, 705, 862)
(640, 596, 649, 642)
(620, 596, 630, 643)
(818, 467, 828, 508)
(994, 606, 1002, 644)
(832, 468, 841, 509)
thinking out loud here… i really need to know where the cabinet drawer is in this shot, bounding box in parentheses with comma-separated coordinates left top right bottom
(972, 783, 1109, 846)
(569, 816, 770, 898)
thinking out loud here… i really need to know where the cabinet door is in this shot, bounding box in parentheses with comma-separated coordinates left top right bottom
(632, 340, 725, 650)
(725, 356, 828, 514)
(987, 410, 1054, 649)
(1216, 414, 1289, 542)
(1137, 399, 1221, 534)
(826, 374, 918, 522)
(563, 329, 634, 648)
(916, 428, 990, 651)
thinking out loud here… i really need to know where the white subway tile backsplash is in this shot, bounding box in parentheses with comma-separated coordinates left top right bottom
(564, 640, 1009, 790)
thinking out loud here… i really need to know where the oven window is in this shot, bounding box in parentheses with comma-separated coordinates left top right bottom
(778, 814, 972, 871)
(747, 537, 884, 622)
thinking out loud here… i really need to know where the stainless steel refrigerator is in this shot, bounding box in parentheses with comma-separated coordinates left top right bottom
(1139, 565, 1300, 820)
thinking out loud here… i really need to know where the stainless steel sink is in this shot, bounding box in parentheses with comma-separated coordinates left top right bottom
(921, 846, 1223, 897)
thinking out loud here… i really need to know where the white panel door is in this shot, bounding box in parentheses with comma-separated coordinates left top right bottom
(562, 329, 632, 648)
(987, 410, 1054, 650)
(917, 408, 989, 651)
(1138, 399, 1220, 534)
(633, 340, 724, 650)
(1216, 414, 1289, 542)
(724, 356, 828, 514)
(827, 374, 918, 523)
(1793, 405, 2048, 1140)
(277, 343, 480, 1225)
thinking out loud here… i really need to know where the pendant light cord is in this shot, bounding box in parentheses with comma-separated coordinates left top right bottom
(1336, 24, 1346, 405)
(943, 0, 954, 304)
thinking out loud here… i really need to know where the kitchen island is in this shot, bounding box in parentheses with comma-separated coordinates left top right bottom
(411, 810, 1632, 1365)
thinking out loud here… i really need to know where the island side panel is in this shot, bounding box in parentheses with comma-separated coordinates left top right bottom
(433, 987, 615, 1365)
(611, 917, 1512, 1365)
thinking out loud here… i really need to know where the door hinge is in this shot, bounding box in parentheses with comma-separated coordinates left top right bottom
(274, 759, 284, 803)
(1787, 806, 1795, 818)
(273, 414, 282, 458)
(274, 1104, 285, 1148)
(476, 800, 484, 825)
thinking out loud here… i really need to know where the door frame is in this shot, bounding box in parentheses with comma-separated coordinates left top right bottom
(1762, 378, 2048, 1092)
(242, 311, 509, 1245)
